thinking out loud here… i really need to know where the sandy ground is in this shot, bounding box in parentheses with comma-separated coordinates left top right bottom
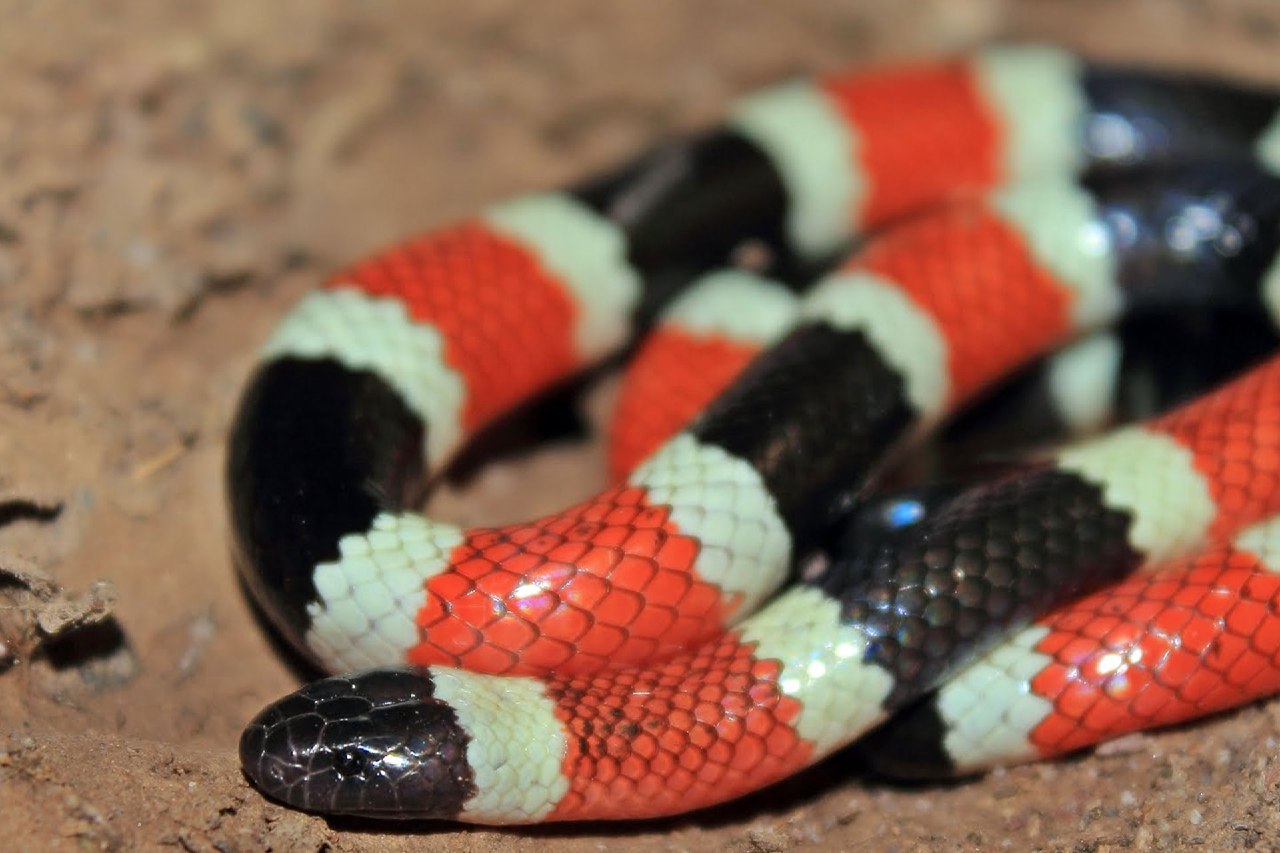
(5, 1, 1280, 850)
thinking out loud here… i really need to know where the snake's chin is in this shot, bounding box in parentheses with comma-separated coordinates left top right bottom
(238, 666, 476, 819)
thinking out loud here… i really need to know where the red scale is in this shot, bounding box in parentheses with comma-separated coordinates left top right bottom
(851, 202, 1073, 407)
(331, 219, 581, 429)
(820, 58, 1001, 226)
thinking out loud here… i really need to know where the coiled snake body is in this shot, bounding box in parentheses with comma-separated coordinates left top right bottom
(230, 45, 1280, 823)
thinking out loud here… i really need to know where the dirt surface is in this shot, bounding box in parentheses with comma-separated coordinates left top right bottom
(4, 1, 1280, 850)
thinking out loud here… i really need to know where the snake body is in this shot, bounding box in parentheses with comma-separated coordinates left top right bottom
(230, 46, 1280, 822)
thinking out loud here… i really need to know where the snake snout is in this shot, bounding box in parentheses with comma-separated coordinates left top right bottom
(239, 666, 476, 819)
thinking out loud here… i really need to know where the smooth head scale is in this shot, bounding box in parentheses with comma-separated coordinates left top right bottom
(239, 667, 475, 819)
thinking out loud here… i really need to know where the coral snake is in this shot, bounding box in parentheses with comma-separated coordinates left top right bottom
(229, 45, 1280, 823)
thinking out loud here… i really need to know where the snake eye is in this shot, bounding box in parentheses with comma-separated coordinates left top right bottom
(334, 745, 372, 778)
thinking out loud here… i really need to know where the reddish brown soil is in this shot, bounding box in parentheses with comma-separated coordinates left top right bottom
(4, 1, 1280, 850)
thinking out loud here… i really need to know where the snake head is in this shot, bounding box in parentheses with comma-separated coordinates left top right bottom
(239, 667, 475, 819)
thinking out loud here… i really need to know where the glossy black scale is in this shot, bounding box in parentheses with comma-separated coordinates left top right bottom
(689, 323, 916, 546)
(941, 308, 1280, 460)
(1082, 68, 1280, 169)
(820, 467, 1139, 709)
(935, 162, 1280, 465)
(1086, 163, 1280, 312)
(239, 667, 474, 819)
(571, 130, 797, 322)
(227, 360, 428, 641)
